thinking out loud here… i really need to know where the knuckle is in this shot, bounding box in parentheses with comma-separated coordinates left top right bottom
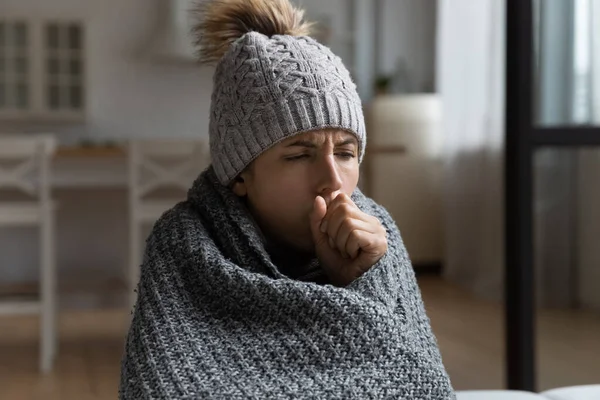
(379, 238, 388, 251)
(333, 193, 346, 205)
(340, 202, 352, 213)
(341, 218, 356, 231)
(348, 229, 360, 242)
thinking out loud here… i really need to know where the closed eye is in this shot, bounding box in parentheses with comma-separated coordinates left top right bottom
(336, 152, 356, 159)
(285, 154, 310, 161)
(284, 152, 355, 161)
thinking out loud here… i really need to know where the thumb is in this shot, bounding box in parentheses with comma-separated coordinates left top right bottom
(310, 196, 328, 247)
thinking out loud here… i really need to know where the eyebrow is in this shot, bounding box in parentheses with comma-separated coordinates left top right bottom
(335, 138, 358, 147)
(285, 140, 317, 148)
(284, 138, 357, 148)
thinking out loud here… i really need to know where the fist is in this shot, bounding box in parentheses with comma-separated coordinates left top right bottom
(310, 193, 388, 287)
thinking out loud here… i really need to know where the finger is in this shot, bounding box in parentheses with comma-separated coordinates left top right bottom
(321, 195, 359, 235)
(336, 226, 354, 259)
(322, 193, 379, 233)
(327, 207, 379, 244)
(345, 230, 362, 259)
(310, 196, 328, 248)
(334, 219, 376, 258)
(327, 203, 355, 258)
(345, 230, 384, 257)
(323, 193, 356, 220)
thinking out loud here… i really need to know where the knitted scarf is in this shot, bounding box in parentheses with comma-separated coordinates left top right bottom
(119, 167, 455, 399)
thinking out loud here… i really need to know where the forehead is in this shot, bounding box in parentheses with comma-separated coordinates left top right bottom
(280, 129, 358, 146)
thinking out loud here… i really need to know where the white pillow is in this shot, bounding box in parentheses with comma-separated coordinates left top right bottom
(540, 385, 600, 400)
(455, 390, 547, 400)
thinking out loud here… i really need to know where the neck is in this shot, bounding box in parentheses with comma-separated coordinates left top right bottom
(265, 237, 316, 279)
(241, 196, 317, 278)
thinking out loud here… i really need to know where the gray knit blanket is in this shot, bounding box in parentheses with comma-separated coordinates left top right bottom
(119, 167, 455, 399)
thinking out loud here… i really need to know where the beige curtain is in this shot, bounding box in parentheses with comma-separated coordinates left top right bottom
(436, 0, 505, 301)
(593, 0, 600, 122)
(577, 0, 600, 310)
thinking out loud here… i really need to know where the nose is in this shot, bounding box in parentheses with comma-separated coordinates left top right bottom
(315, 153, 343, 203)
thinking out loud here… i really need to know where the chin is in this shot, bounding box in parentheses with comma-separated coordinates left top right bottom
(296, 237, 316, 254)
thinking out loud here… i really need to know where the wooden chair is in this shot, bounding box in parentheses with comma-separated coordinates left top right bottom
(127, 139, 210, 308)
(0, 134, 58, 372)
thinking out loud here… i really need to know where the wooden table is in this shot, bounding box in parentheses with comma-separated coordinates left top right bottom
(54, 146, 127, 159)
(51, 146, 128, 188)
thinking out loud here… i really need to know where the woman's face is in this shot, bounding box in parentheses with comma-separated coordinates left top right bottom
(233, 129, 360, 253)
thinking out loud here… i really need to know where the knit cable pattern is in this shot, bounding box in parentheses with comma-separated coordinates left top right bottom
(209, 32, 366, 185)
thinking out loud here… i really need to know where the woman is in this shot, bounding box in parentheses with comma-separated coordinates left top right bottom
(119, 0, 455, 398)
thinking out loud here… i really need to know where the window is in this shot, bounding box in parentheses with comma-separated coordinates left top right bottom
(45, 23, 84, 111)
(572, 0, 592, 123)
(0, 19, 85, 121)
(535, 0, 600, 126)
(0, 21, 30, 111)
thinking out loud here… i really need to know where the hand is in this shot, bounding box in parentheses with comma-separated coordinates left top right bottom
(310, 193, 388, 287)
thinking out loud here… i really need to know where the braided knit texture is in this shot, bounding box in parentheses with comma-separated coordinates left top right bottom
(119, 167, 455, 399)
(209, 32, 366, 185)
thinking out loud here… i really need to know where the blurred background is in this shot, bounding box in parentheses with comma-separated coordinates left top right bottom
(0, 0, 599, 398)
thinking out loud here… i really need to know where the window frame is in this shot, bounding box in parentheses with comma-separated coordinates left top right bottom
(0, 17, 86, 123)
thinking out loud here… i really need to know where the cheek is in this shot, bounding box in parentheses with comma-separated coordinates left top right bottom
(340, 163, 360, 193)
(252, 176, 310, 220)
(249, 161, 360, 219)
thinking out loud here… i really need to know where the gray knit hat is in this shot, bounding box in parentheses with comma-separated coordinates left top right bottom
(194, 0, 366, 185)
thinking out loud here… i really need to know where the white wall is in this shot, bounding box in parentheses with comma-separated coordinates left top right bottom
(299, 0, 439, 96)
(301, 0, 438, 95)
(0, 0, 214, 143)
(0, 0, 213, 300)
(0, 0, 438, 143)
(0, 0, 440, 306)
(379, 0, 437, 92)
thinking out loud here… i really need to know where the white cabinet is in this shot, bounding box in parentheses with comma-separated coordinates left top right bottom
(365, 94, 443, 265)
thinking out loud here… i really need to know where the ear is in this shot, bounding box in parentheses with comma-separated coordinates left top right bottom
(231, 174, 248, 197)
